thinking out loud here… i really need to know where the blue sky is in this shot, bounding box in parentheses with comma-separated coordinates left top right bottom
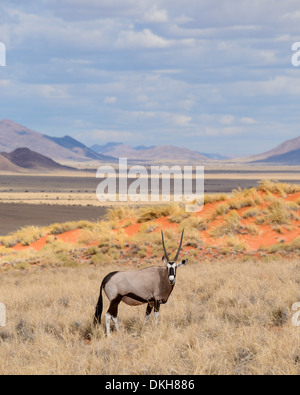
(0, 0, 300, 157)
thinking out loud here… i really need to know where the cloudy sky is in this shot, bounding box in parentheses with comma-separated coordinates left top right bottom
(1, 0, 300, 157)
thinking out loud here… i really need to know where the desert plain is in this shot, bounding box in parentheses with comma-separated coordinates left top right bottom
(0, 165, 300, 375)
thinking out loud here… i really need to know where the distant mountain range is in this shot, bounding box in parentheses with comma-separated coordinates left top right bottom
(0, 148, 75, 172)
(90, 143, 229, 162)
(0, 119, 299, 167)
(0, 119, 115, 163)
(90, 143, 156, 154)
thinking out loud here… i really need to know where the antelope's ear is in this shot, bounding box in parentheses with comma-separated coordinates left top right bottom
(162, 256, 168, 266)
(178, 259, 188, 267)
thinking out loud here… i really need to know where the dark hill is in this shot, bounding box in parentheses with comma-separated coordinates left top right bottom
(44, 135, 116, 161)
(244, 135, 300, 163)
(253, 148, 300, 165)
(1, 148, 76, 171)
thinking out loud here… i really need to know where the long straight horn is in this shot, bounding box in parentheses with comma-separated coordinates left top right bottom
(174, 229, 184, 262)
(161, 230, 170, 261)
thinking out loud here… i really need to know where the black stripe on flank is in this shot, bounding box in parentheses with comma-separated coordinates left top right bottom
(125, 293, 150, 304)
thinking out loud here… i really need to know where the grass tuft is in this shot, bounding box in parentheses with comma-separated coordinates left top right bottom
(258, 180, 300, 197)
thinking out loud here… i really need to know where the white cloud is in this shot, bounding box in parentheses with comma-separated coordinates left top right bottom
(220, 115, 235, 125)
(1, 8, 121, 51)
(2, 0, 300, 156)
(283, 10, 300, 20)
(240, 117, 257, 125)
(104, 96, 117, 104)
(174, 15, 194, 25)
(204, 126, 246, 137)
(86, 128, 137, 142)
(0, 79, 11, 87)
(142, 5, 169, 23)
(115, 28, 171, 49)
(172, 114, 192, 126)
(230, 76, 300, 98)
(115, 27, 196, 50)
(40, 85, 70, 99)
(153, 69, 182, 74)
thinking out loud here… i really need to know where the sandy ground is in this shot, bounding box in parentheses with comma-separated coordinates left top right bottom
(1, 173, 300, 205)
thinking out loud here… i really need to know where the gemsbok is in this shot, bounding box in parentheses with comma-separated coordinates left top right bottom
(94, 230, 187, 335)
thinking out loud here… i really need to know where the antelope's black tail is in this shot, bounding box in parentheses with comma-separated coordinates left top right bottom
(93, 282, 104, 325)
(93, 271, 119, 325)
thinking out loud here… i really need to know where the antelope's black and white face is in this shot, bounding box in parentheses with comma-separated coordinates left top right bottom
(162, 258, 188, 285)
(161, 228, 187, 286)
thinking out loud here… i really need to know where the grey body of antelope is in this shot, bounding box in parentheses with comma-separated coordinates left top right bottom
(94, 230, 187, 335)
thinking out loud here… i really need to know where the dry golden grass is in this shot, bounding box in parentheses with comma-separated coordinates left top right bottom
(1, 182, 300, 374)
(137, 204, 185, 223)
(1, 258, 300, 375)
(258, 180, 300, 197)
(0, 226, 48, 248)
(209, 211, 244, 238)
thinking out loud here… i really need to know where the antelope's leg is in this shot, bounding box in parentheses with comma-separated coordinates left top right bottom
(106, 295, 122, 335)
(154, 300, 161, 324)
(105, 313, 112, 336)
(144, 302, 154, 323)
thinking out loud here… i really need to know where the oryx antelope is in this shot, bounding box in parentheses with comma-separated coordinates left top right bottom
(94, 230, 187, 335)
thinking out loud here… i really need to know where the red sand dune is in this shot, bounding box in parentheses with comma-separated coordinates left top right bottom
(7, 188, 300, 262)
(124, 222, 142, 237)
(12, 229, 82, 252)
